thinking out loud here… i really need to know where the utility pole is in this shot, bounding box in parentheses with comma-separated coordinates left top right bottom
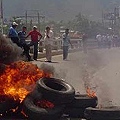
(0, 0, 3, 34)
(114, 7, 119, 34)
(37, 12, 40, 31)
(25, 10, 27, 28)
(102, 10, 105, 27)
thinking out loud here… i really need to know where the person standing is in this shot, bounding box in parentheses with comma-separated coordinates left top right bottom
(96, 33, 102, 48)
(82, 33, 88, 53)
(44, 26, 53, 62)
(26, 26, 42, 61)
(8, 22, 20, 47)
(18, 26, 32, 61)
(107, 34, 112, 49)
(62, 28, 72, 60)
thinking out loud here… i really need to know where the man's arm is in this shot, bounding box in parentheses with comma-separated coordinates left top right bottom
(68, 37, 73, 48)
(18, 31, 21, 37)
(62, 33, 66, 39)
(26, 31, 31, 38)
(8, 28, 13, 38)
(38, 32, 42, 40)
(69, 40, 73, 48)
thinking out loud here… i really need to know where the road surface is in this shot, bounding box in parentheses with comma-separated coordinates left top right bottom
(32, 47, 120, 107)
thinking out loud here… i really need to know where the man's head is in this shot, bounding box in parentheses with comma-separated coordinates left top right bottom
(12, 22, 18, 28)
(33, 26, 37, 31)
(22, 26, 27, 32)
(46, 26, 50, 32)
(65, 28, 69, 34)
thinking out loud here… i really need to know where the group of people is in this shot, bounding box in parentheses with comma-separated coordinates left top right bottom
(8, 22, 72, 62)
(96, 33, 120, 49)
(8, 22, 43, 61)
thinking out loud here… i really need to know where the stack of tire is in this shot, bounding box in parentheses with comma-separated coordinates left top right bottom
(22, 77, 98, 120)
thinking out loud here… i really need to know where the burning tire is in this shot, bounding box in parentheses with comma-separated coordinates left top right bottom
(64, 94, 98, 118)
(84, 106, 120, 120)
(29, 87, 42, 100)
(23, 94, 65, 120)
(36, 77, 75, 104)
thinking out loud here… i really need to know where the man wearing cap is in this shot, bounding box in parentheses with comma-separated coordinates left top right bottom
(18, 26, 32, 61)
(26, 26, 42, 61)
(8, 22, 20, 47)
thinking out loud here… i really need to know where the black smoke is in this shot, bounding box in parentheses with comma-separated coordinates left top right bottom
(0, 34, 22, 65)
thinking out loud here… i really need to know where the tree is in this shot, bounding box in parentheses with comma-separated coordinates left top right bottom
(75, 13, 90, 33)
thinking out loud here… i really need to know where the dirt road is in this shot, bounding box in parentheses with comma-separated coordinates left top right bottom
(32, 47, 120, 106)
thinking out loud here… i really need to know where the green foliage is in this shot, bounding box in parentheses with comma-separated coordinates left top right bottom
(67, 13, 108, 37)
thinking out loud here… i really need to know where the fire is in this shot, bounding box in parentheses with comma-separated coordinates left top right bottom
(86, 87, 96, 98)
(0, 61, 52, 102)
(35, 99, 54, 108)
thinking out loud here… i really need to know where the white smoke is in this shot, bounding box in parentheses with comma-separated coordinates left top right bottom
(52, 49, 114, 107)
(40, 63, 55, 75)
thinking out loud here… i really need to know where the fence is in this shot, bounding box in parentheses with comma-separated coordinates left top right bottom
(26, 38, 83, 53)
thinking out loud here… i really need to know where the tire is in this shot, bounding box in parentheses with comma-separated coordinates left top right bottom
(64, 107, 85, 118)
(29, 87, 42, 100)
(84, 106, 120, 120)
(23, 94, 65, 120)
(64, 94, 97, 119)
(13, 88, 42, 115)
(66, 94, 98, 108)
(36, 77, 75, 104)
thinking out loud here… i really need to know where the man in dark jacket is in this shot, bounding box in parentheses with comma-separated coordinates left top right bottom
(18, 26, 32, 61)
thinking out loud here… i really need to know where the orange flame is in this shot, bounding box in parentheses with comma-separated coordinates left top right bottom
(0, 61, 52, 102)
(86, 87, 96, 98)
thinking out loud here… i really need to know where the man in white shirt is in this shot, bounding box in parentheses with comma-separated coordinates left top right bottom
(62, 29, 72, 60)
(44, 26, 53, 62)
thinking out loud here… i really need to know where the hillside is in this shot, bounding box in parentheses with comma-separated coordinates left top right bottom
(3, 0, 120, 21)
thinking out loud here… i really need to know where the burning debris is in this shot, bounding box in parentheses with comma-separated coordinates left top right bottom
(0, 34, 98, 119)
(0, 34, 52, 103)
(0, 61, 52, 102)
(0, 34, 58, 119)
(86, 87, 96, 98)
(35, 99, 54, 108)
(81, 68, 97, 98)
